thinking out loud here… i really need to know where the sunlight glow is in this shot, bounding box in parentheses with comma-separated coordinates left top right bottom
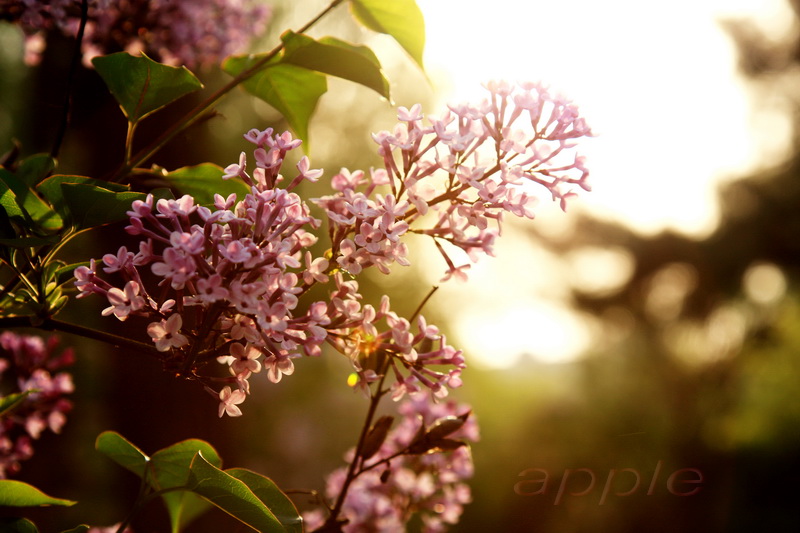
(418, 0, 793, 236)
(414, 0, 793, 366)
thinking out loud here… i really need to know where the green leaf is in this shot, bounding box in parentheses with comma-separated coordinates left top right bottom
(0, 480, 76, 507)
(59, 183, 167, 230)
(150, 439, 222, 533)
(17, 154, 56, 187)
(349, 0, 425, 68)
(281, 31, 391, 100)
(37, 175, 127, 222)
(0, 518, 38, 533)
(223, 56, 327, 149)
(92, 52, 203, 123)
(61, 526, 90, 533)
(0, 391, 34, 418)
(163, 164, 250, 206)
(187, 453, 288, 533)
(0, 236, 59, 248)
(0, 168, 63, 232)
(95, 431, 150, 478)
(226, 469, 303, 533)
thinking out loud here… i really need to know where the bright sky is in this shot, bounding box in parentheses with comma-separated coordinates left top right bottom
(413, 0, 795, 367)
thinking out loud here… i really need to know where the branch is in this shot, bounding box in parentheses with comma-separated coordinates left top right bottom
(0, 315, 160, 357)
(110, 0, 346, 182)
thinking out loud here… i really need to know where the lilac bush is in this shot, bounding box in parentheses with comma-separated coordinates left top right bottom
(75, 81, 592, 418)
(2, 0, 271, 67)
(0, 1, 595, 529)
(0, 332, 74, 478)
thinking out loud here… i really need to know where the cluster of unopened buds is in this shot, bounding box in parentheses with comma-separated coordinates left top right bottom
(74, 80, 592, 418)
(0, 332, 74, 478)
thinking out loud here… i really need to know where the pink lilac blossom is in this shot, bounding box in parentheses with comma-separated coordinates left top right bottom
(313, 80, 593, 282)
(2, 0, 271, 68)
(75, 82, 592, 418)
(0, 332, 74, 478)
(304, 394, 478, 532)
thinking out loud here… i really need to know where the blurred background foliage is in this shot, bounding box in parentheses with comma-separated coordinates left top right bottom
(2, 0, 800, 532)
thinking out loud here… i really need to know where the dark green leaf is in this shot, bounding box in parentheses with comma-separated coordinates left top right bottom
(92, 52, 203, 123)
(163, 164, 250, 206)
(349, 0, 425, 68)
(224, 56, 327, 149)
(59, 183, 168, 230)
(95, 431, 150, 478)
(61, 526, 90, 533)
(0, 480, 76, 507)
(0, 236, 59, 248)
(37, 175, 127, 222)
(0, 168, 63, 232)
(0, 518, 38, 533)
(0, 391, 34, 418)
(226, 469, 303, 533)
(281, 31, 391, 100)
(150, 439, 222, 533)
(187, 453, 287, 533)
(17, 154, 56, 187)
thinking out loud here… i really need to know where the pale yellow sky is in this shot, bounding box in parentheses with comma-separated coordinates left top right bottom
(414, 0, 796, 366)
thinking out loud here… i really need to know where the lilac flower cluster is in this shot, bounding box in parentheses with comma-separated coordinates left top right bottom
(2, 0, 271, 67)
(74, 82, 591, 417)
(0, 332, 74, 478)
(304, 394, 479, 532)
(315, 80, 593, 282)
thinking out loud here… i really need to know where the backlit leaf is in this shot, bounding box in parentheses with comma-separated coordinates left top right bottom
(223, 55, 327, 149)
(0, 480, 76, 507)
(349, 0, 425, 68)
(92, 52, 203, 123)
(163, 164, 250, 206)
(187, 453, 288, 533)
(95, 431, 149, 478)
(150, 439, 222, 533)
(281, 31, 391, 100)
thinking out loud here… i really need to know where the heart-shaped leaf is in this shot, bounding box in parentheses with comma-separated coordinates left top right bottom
(92, 52, 203, 123)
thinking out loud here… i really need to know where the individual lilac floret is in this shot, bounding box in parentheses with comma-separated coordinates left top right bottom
(305, 393, 478, 532)
(3, 0, 271, 68)
(0, 332, 74, 478)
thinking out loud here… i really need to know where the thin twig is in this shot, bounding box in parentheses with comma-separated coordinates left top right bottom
(51, 0, 89, 160)
(0, 315, 160, 357)
(110, 0, 346, 182)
